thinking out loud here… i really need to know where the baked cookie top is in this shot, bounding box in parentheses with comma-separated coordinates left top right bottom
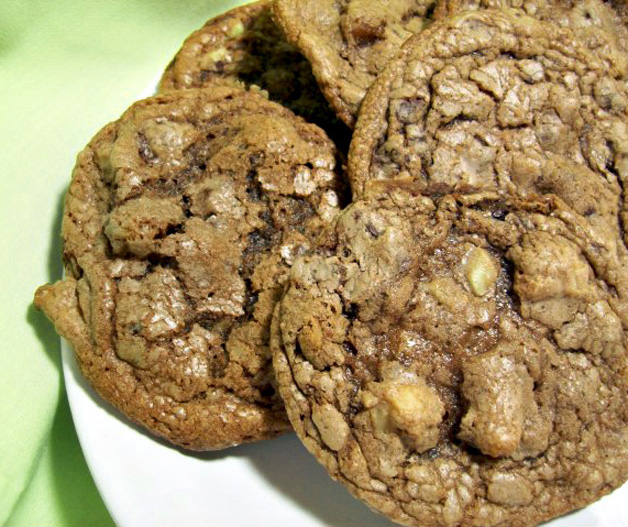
(611, 0, 628, 26)
(349, 10, 628, 246)
(34, 86, 345, 450)
(434, 0, 628, 60)
(273, 0, 437, 128)
(272, 185, 628, 527)
(159, 0, 349, 149)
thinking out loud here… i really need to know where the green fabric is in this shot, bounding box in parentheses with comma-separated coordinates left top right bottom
(0, 1, 242, 525)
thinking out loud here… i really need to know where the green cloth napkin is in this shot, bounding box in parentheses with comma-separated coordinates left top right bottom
(0, 1, 242, 525)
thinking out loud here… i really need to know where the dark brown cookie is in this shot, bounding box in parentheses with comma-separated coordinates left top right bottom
(273, 0, 437, 128)
(272, 185, 628, 527)
(34, 86, 345, 450)
(349, 10, 628, 248)
(159, 0, 350, 150)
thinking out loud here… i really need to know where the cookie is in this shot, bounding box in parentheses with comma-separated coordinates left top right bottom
(434, 0, 628, 60)
(158, 0, 350, 150)
(610, 0, 628, 25)
(349, 10, 628, 247)
(272, 185, 628, 527)
(34, 85, 345, 450)
(273, 0, 437, 128)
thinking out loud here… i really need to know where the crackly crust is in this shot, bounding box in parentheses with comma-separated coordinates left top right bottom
(158, 0, 350, 149)
(610, 0, 628, 26)
(272, 184, 628, 527)
(34, 86, 346, 450)
(273, 0, 438, 128)
(349, 10, 628, 251)
(433, 0, 628, 58)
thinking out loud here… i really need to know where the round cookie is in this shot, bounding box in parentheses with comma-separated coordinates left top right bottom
(159, 0, 350, 149)
(272, 185, 628, 527)
(273, 0, 438, 128)
(349, 10, 628, 246)
(34, 86, 345, 450)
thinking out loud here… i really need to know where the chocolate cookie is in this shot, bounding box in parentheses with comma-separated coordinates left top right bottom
(434, 0, 628, 61)
(349, 10, 628, 246)
(34, 86, 345, 450)
(610, 0, 628, 26)
(273, 0, 437, 128)
(159, 0, 350, 149)
(272, 185, 628, 527)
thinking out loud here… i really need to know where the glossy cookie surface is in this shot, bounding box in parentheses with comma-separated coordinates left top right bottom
(349, 10, 628, 250)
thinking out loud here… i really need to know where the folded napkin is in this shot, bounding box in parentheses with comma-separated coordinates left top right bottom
(0, 1, 241, 525)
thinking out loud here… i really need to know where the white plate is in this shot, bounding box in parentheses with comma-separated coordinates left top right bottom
(62, 338, 628, 527)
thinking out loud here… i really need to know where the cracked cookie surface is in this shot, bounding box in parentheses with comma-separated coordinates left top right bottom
(434, 0, 628, 63)
(349, 10, 628, 248)
(273, 0, 437, 128)
(272, 185, 628, 527)
(159, 0, 349, 150)
(34, 86, 345, 450)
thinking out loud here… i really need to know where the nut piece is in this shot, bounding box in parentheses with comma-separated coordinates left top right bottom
(206, 47, 229, 64)
(229, 20, 244, 37)
(374, 381, 445, 453)
(311, 402, 350, 451)
(465, 246, 498, 297)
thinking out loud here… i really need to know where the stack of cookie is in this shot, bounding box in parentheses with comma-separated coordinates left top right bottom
(35, 0, 628, 525)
